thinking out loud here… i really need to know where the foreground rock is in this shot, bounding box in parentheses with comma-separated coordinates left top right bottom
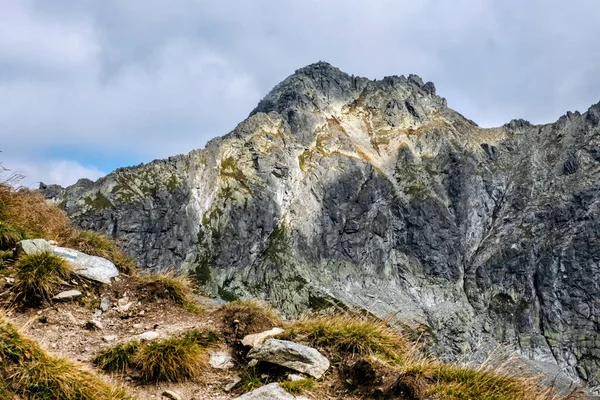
(16, 239, 119, 284)
(161, 390, 182, 400)
(235, 383, 295, 399)
(209, 350, 234, 369)
(52, 290, 82, 301)
(242, 327, 285, 347)
(137, 331, 160, 341)
(247, 339, 329, 379)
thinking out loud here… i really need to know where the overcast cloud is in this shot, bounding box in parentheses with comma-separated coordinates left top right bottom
(1, 0, 599, 186)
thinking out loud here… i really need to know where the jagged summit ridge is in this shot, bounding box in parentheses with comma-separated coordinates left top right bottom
(251, 61, 442, 119)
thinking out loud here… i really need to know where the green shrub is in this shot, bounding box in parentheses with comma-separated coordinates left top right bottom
(13, 251, 72, 306)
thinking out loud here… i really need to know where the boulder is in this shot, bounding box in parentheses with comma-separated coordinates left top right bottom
(235, 383, 295, 399)
(137, 331, 160, 341)
(52, 290, 82, 301)
(15, 239, 51, 256)
(247, 339, 330, 379)
(16, 239, 119, 284)
(242, 327, 284, 347)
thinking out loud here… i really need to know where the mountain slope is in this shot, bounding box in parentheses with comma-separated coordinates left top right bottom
(44, 62, 600, 386)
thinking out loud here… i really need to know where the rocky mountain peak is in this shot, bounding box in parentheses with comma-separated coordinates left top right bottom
(44, 62, 600, 389)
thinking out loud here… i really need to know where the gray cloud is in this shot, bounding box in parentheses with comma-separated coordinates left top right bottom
(1, 0, 599, 185)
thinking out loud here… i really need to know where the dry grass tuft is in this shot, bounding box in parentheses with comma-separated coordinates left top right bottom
(139, 271, 203, 313)
(280, 315, 406, 362)
(135, 336, 206, 383)
(93, 340, 140, 374)
(13, 251, 73, 306)
(0, 315, 133, 399)
(0, 185, 73, 242)
(396, 357, 583, 400)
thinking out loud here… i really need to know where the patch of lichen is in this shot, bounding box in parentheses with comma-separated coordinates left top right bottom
(112, 174, 141, 203)
(219, 157, 252, 193)
(111, 166, 183, 203)
(202, 204, 224, 235)
(264, 222, 289, 262)
(83, 192, 114, 212)
(166, 174, 181, 191)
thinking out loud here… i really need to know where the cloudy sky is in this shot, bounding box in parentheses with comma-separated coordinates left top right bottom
(1, 0, 599, 187)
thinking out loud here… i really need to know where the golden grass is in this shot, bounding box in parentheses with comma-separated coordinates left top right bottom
(13, 251, 73, 306)
(0, 185, 73, 242)
(135, 336, 205, 383)
(397, 357, 582, 400)
(280, 315, 581, 399)
(140, 271, 203, 313)
(280, 315, 406, 361)
(0, 315, 133, 400)
(93, 340, 140, 374)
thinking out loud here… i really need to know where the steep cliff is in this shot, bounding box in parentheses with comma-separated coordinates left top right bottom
(44, 62, 600, 386)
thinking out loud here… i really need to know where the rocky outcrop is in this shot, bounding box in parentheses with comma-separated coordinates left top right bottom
(43, 62, 600, 386)
(16, 239, 119, 284)
(247, 339, 330, 379)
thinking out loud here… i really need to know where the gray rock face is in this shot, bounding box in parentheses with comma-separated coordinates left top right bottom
(16, 239, 119, 284)
(235, 383, 295, 400)
(43, 62, 600, 386)
(247, 339, 330, 379)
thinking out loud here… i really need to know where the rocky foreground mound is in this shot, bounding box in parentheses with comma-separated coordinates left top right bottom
(43, 62, 600, 387)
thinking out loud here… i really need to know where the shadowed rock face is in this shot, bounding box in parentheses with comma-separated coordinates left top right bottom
(44, 62, 600, 385)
